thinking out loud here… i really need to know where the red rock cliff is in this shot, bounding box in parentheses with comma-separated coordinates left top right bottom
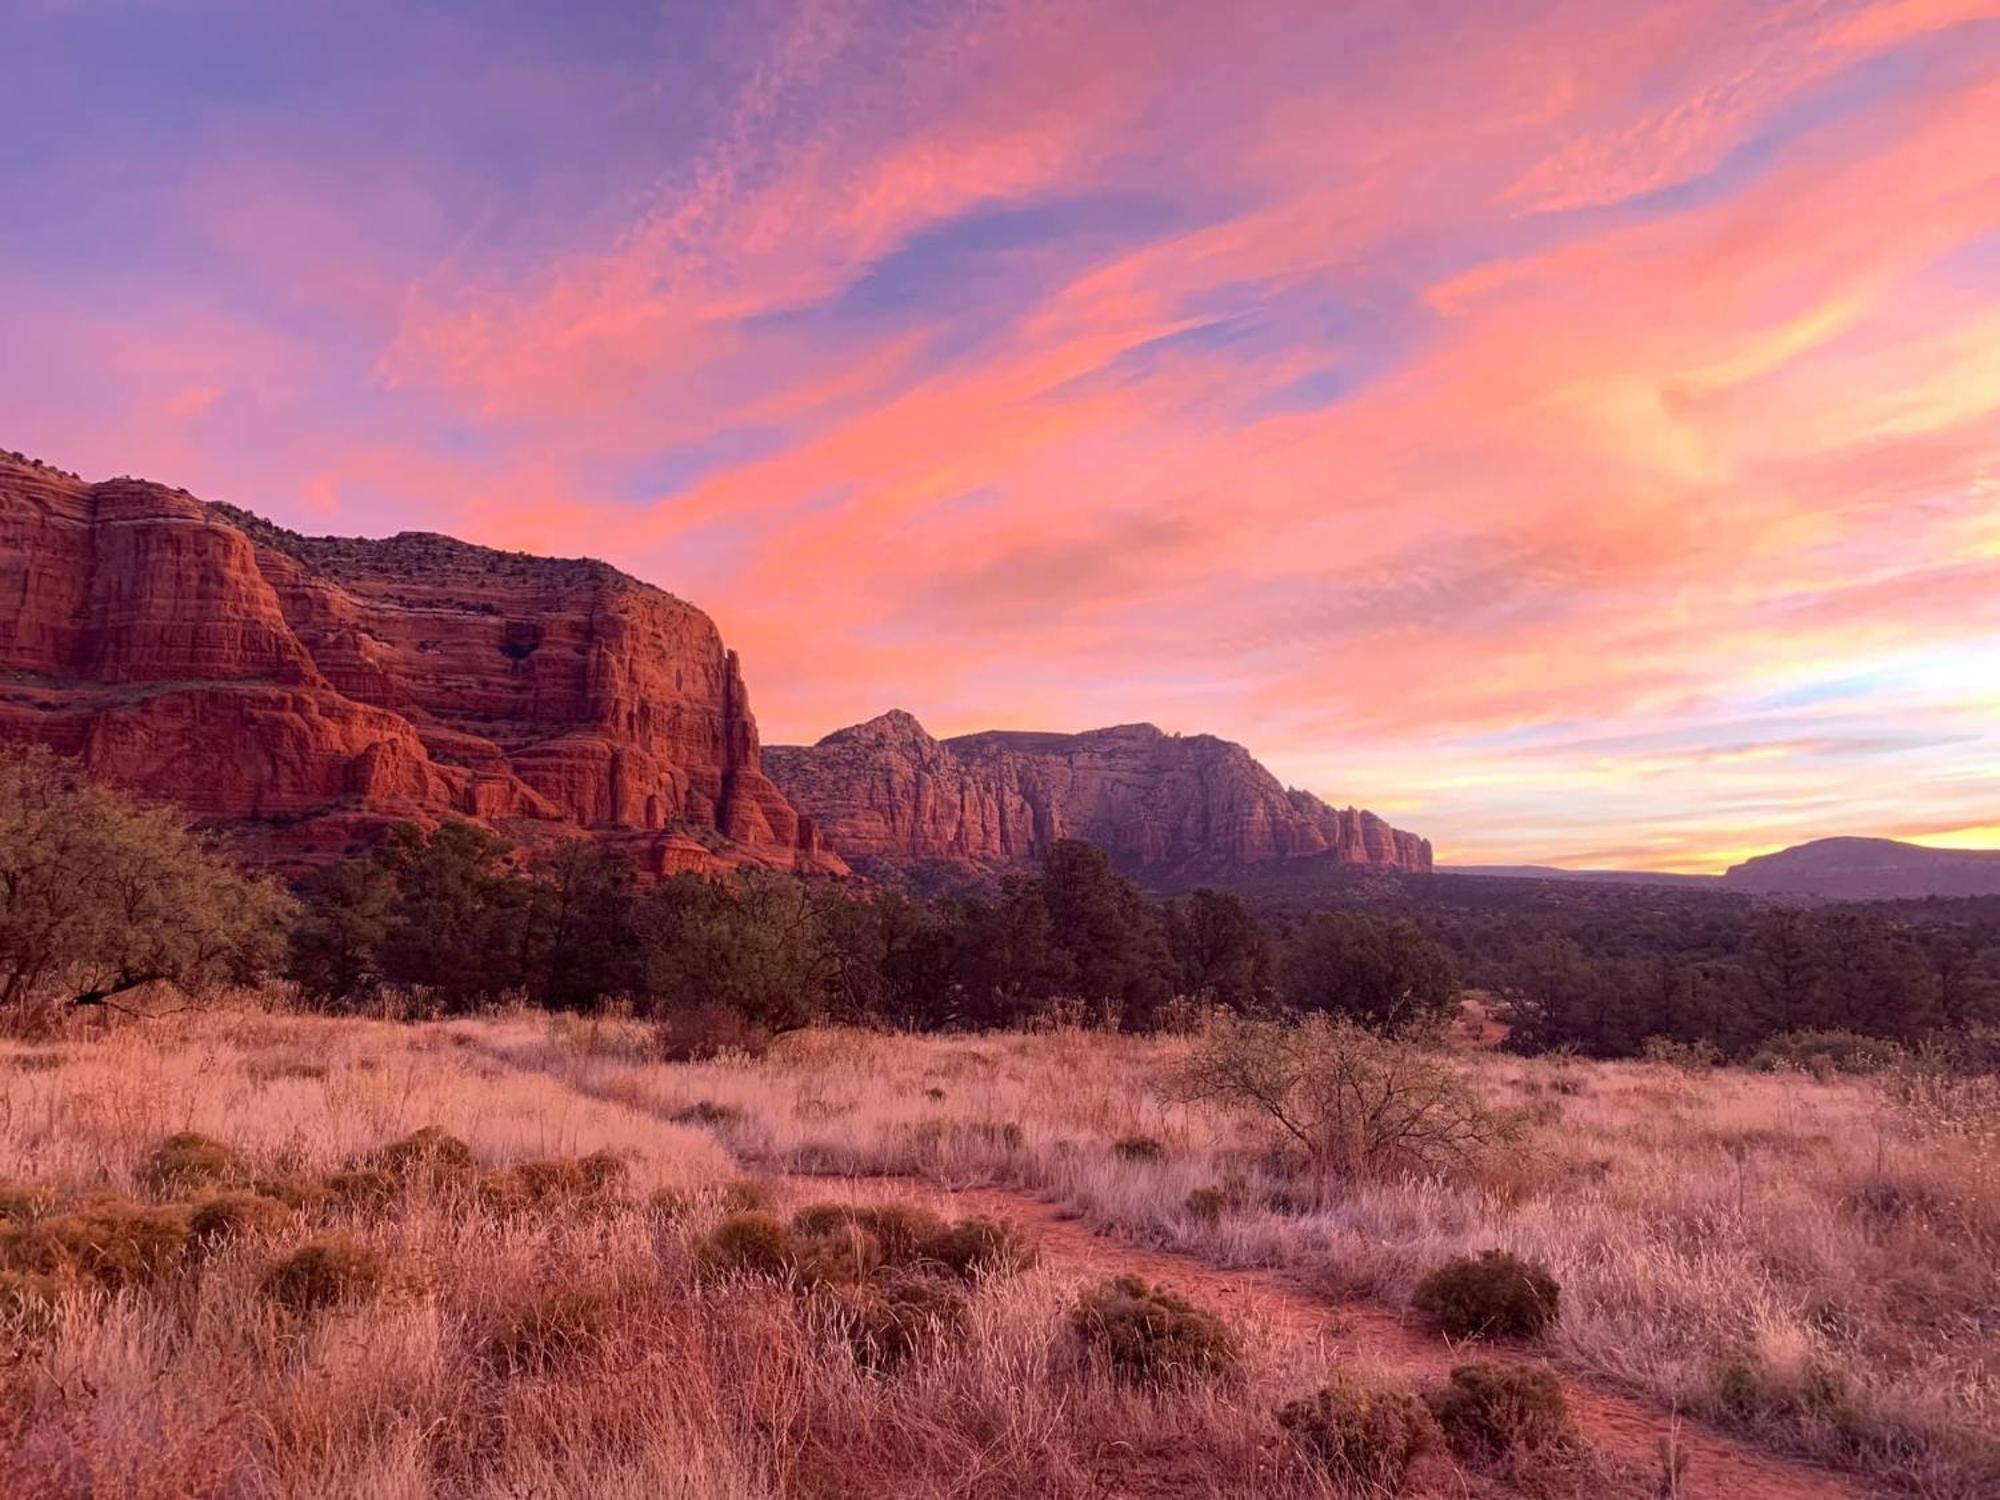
(0, 450, 840, 874)
(764, 711, 1431, 877)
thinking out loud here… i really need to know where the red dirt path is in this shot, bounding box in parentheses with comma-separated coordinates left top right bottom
(789, 1174, 1866, 1500)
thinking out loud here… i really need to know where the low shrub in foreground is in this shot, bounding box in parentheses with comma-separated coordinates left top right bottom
(2, 1199, 189, 1287)
(1113, 1133, 1167, 1163)
(703, 1211, 798, 1279)
(480, 1287, 612, 1375)
(136, 1132, 241, 1194)
(924, 1215, 1037, 1278)
(0, 1179, 59, 1223)
(259, 1237, 383, 1314)
(188, 1191, 292, 1252)
(368, 1125, 476, 1180)
(1411, 1250, 1559, 1339)
(1069, 1273, 1240, 1387)
(1278, 1375, 1439, 1492)
(826, 1271, 968, 1371)
(1424, 1362, 1573, 1460)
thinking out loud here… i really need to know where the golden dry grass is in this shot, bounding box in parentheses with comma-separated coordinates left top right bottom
(0, 1003, 1992, 1498)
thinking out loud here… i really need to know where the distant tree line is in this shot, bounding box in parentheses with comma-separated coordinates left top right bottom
(284, 825, 1460, 1042)
(5, 743, 1996, 1060)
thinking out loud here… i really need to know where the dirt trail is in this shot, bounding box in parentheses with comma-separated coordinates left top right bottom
(787, 1174, 1867, 1500)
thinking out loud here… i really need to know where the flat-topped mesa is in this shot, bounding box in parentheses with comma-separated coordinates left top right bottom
(0, 449, 841, 875)
(765, 712, 1431, 878)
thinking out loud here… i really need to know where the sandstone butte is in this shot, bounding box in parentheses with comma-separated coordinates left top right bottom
(0, 450, 841, 877)
(764, 709, 1433, 879)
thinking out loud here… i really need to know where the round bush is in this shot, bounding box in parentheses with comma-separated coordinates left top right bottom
(259, 1236, 383, 1314)
(1278, 1375, 1438, 1491)
(188, 1191, 292, 1252)
(827, 1271, 968, 1372)
(1113, 1134, 1167, 1163)
(1070, 1273, 1240, 1387)
(1411, 1250, 1559, 1339)
(923, 1214, 1037, 1278)
(702, 1211, 797, 1278)
(1424, 1361, 1573, 1458)
(6, 1200, 190, 1287)
(136, 1133, 240, 1194)
(367, 1126, 475, 1180)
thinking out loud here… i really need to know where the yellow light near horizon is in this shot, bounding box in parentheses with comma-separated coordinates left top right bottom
(1900, 825, 2000, 852)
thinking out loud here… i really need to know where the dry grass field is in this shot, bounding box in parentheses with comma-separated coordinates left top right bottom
(1, 999, 1994, 1498)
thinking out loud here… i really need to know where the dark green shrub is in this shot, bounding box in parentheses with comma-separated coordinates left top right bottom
(0, 1179, 59, 1224)
(1424, 1362, 1573, 1458)
(1069, 1273, 1239, 1387)
(1113, 1134, 1167, 1163)
(1184, 1180, 1251, 1225)
(828, 1271, 968, 1371)
(671, 1100, 744, 1127)
(368, 1126, 476, 1180)
(490, 1150, 629, 1210)
(792, 1202, 949, 1266)
(1278, 1375, 1439, 1491)
(3, 1199, 189, 1287)
(324, 1167, 399, 1209)
(1411, 1251, 1559, 1339)
(924, 1215, 1037, 1278)
(702, 1211, 797, 1278)
(136, 1132, 240, 1194)
(187, 1191, 292, 1252)
(794, 1220, 883, 1286)
(1750, 1030, 1906, 1078)
(480, 1287, 611, 1375)
(259, 1236, 383, 1313)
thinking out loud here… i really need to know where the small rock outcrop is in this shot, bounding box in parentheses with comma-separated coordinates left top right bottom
(764, 712, 1430, 879)
(0, 449, 840, 874)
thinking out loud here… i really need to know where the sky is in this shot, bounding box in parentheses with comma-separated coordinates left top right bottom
(3, 0, 1998, 871)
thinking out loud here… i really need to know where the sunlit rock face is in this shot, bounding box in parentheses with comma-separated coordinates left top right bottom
(0, 450, 841, 875)
(766, 711, 1431, 878)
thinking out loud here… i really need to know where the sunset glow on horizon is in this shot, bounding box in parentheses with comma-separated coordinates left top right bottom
(5, 0, 1998, 871)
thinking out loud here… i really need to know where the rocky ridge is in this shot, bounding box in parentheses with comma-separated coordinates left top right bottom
(0, 450, 839, 874)
(764, 710, 1431, 879)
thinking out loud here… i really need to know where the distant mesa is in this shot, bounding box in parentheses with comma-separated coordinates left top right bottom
(0, 448, 841, 876)
(1720, 837, 2000, 901)
(764, 710, 1432, 880)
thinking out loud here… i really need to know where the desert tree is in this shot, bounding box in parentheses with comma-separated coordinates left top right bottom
(0, 745, 292, 1032)
(1163, 1012, 1510, 1182)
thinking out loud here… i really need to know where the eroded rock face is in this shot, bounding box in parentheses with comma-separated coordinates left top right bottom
(765, 711, 1431, 878)
(0, 451, 840, 874)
